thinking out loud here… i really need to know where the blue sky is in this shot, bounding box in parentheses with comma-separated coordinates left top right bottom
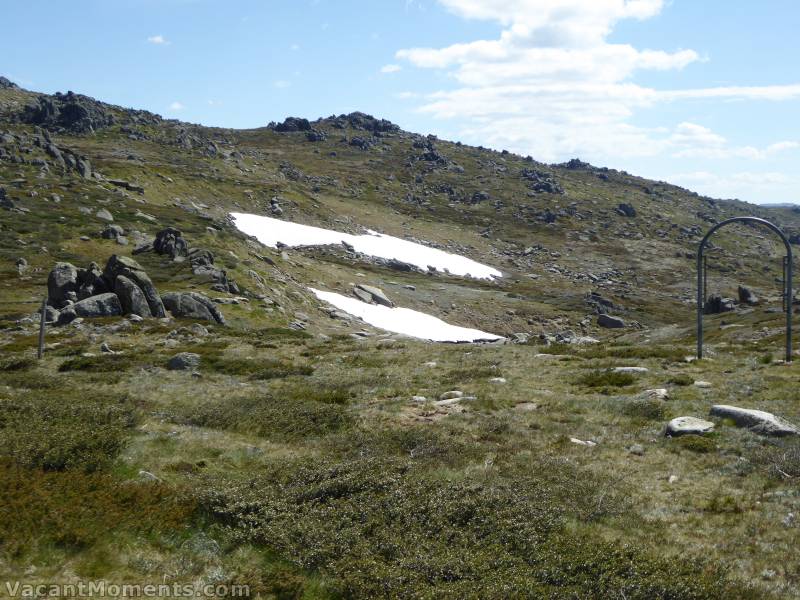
(2, 0, 799, 204)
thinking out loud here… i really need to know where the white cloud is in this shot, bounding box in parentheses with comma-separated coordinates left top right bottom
(168, 101, 184, 111)
(207, 99, 222, 106)
(668, 170, 798, 203)
(381, 64, 402, 74)
(273, 80, 291, 89)
(147, 35, 169, 45)
(767, 141, 800, 154)
(395, 0, 800, 167)
(290, 43, 300, 51)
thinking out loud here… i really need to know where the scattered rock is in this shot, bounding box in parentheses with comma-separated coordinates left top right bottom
(101, 224, 125, 240)
(597, 314, 625, 328)
(665, 416, 715, 437)
(153, 227, 189, 260)
(434, 398, 463, 407)
(737, 286, 759, 305)
(167, 352, 201, 371)
(96, 208, 114, 222)
(138, 470, 162, 483)
(161, 291, 226, 324)
(628, 444, 645, 456)
(570, 437, 597, 447)
(709, 405, 798, 436)
(704, 295, 736, 314)
(639, 388, 669, 401)
(616, 203, 636, 217)
(439, 390, 464, 400)
(613, 366, 649, 374)
(353, 284, 394, 307)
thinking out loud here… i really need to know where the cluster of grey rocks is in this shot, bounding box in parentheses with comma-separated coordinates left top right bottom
(132, 226, 240, 295)
(45, 252, 225, 327)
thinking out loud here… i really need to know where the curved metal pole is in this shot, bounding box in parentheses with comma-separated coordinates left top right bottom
(697, 216, 793, 362)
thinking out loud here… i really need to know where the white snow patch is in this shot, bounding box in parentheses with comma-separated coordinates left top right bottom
(310, 288, 502, 343)
(230, 212, 501, 280)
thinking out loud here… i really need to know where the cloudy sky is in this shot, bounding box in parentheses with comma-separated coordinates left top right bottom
(2, 0, 799, 203)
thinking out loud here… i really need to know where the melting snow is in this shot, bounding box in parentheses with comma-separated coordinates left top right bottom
(310, 288, 503, 343)
(230, 212, 502, 280)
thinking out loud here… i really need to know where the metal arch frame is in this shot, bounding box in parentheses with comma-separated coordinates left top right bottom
(697, 216, 793, 362)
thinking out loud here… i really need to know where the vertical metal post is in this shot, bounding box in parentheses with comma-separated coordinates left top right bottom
(37, 297, 47, 359)
(703, 256, 707, 310)
(786, 251, 793, 362)
(783, 256, 788, 313)
(697, 247, 704, 359)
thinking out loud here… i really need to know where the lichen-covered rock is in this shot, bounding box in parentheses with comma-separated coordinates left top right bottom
(114, 274, 152, 317)
(57, 293, 122, 325)
(161, 291, 225, 324)
(353, 284, 394, 307)
(710, 405, 798, 437)
(665, 416, 715, 437)
(103, 255, 165, 317)
(77, 262, 109, 300)
(47, 262, 79, 308)
(168, 352, 201, 371)
(598, 314, 625, 328)
(153, 226, 189, 260)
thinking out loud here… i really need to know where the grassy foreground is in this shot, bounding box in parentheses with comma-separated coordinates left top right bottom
(1, 311, 799, 598)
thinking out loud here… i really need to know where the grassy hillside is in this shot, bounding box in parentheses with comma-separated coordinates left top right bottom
(1, 80, 799, 598)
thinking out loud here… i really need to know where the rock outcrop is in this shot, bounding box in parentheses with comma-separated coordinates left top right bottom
(46, 254, 168, 322)
(47, 262, 79, 307)
(162, 291, 226, 324)
(57, 293, 122, 325)
(103, 255, 166, 317)
(353, 284, 394, 307)
(153, 226, 189, 260)
(114, 274, 152, 318)
(597, 314, 625, 328)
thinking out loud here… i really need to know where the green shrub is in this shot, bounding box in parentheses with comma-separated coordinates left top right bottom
(0, 357, 36, 372)
(181, 394, 352, 441)
(667, 374, 694, 386)
(576, 370, 636, 389)
(441, 365, 501, 385)
(0, 392, 136, 471)
(673, 435, 717, 454)
(281, 382, 353, 405)
(0, 460, 195, 557)
(199, 453, 758, 599)
(204, 356, 314, 380)
(622, 399, 666, 421)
